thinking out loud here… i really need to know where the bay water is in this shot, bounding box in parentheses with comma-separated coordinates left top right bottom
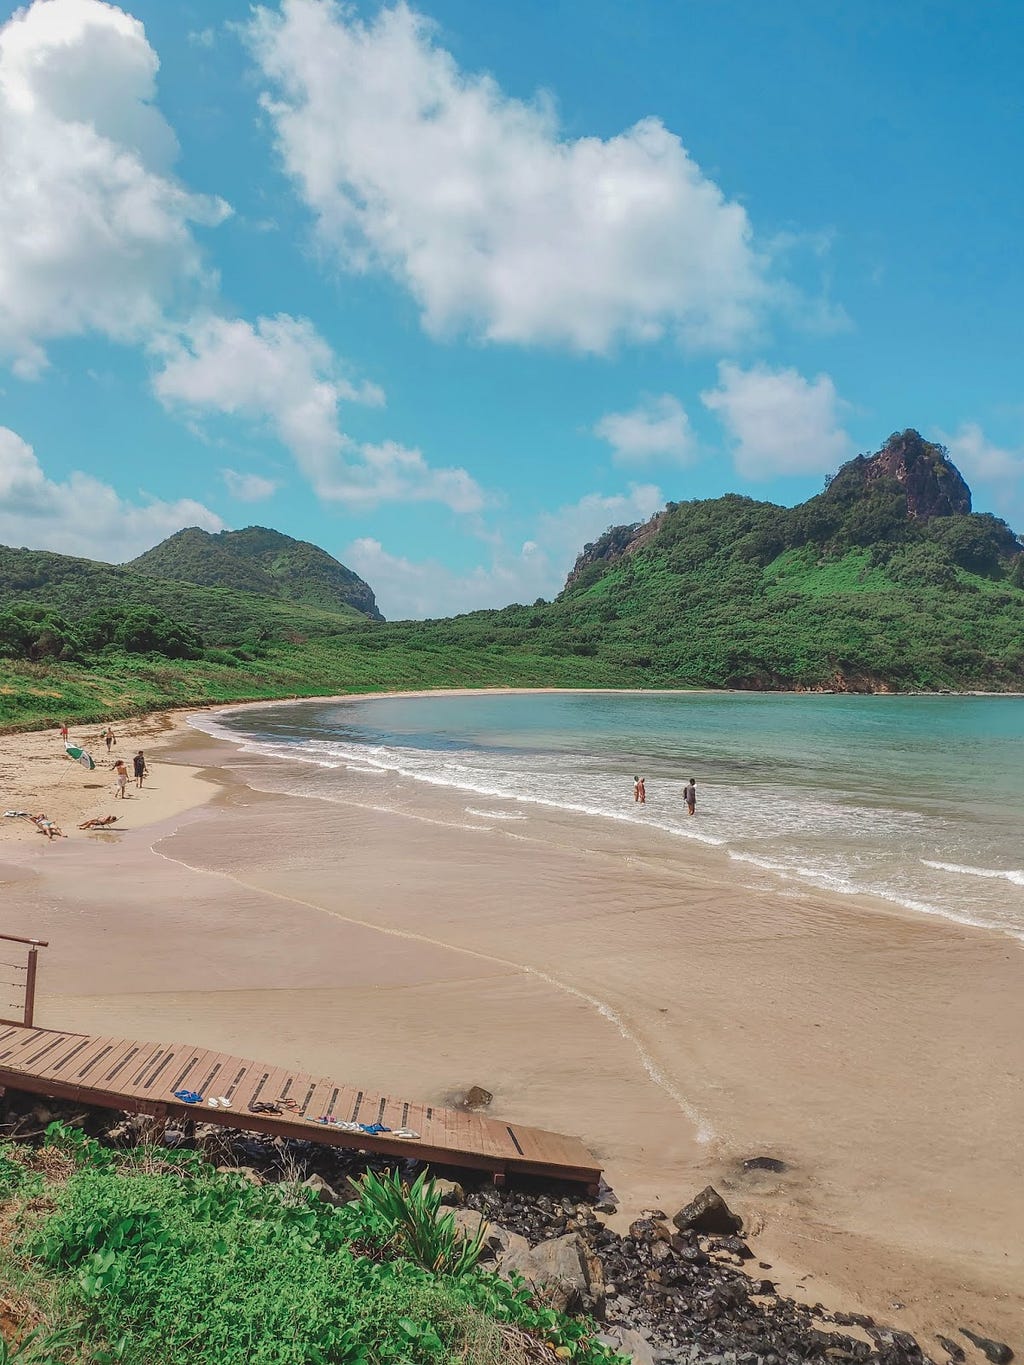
(192, 691, 1024, 942)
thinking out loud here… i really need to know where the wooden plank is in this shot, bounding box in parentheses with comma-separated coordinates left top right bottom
(0, 1027, 56, 1064)
(38, 1035, 111, 1081)
(129, 1044, 177, 1095)
(165, 1047, 206, 1096)
(227, 1062, 266, 1114)
(19, 1031, 75, 1071)
(84, 1040, 137, 1095)
(220, 1059, 251, 1106)
(194, 1052, 232, 1101)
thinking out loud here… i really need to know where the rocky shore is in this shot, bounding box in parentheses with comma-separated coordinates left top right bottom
(1, 1090, 1015, 1365)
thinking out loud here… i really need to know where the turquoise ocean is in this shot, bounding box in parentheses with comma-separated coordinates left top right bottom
(192, 692, 1024, 943)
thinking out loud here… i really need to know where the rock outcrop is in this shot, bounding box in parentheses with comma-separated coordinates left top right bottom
(825, 429, 972, 521)
(562, 512, 667, 594)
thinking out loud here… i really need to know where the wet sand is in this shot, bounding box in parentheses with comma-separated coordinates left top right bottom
(0, 707, 1020, 1353)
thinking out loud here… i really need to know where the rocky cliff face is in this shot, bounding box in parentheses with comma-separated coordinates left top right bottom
(826, 429, 972, 520)
(562, 512, 667, 594)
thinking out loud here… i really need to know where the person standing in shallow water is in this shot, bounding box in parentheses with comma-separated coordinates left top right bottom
(683, 778, 696, 816)
(633, 775, 646, 804)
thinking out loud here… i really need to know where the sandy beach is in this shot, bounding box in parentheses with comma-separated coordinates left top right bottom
(0, 697, 1020, 1353)
(0, 712, 217, 844)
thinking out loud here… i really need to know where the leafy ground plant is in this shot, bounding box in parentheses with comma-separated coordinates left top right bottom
(356, 1169, 486, 1276)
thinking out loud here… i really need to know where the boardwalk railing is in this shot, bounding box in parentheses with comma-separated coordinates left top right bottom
(0, 934, 48, 1028)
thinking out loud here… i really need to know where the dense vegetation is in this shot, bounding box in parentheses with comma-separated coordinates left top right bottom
(130, 526, 382, 621)
(0, 1125, 622, 1364)
(1, 431, 1022, 730)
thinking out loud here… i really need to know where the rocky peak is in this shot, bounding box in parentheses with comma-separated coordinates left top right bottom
(830, 429, 972, 520)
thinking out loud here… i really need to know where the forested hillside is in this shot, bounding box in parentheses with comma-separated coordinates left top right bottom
(2, 430, 1022, 729)
(130, 526, 382, 621)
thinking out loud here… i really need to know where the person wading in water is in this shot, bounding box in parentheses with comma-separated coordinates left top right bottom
(683, 778, 696, 816)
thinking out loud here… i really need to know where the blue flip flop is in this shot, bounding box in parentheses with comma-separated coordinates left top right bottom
(173, 1089, 203, 1104)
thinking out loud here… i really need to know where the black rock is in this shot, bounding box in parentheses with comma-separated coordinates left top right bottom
(672, 1187, 743, 1236)
(718, 1235, 754, 1259)
(937, 1337, 965, 1362)
(742, 1156, 788, 1174)
(960, 1330, 1014, 1364)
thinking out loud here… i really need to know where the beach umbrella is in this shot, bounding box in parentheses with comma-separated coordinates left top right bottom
(65, 744, 95, 771)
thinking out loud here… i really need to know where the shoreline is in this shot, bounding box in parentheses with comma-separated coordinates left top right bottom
(4, 680, 1024, 739)
(1, 703, 1021, 1351)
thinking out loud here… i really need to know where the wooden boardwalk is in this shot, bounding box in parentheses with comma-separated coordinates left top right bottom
(0, 1024, 601, 1190)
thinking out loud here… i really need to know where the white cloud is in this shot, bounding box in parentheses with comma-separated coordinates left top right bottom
(594, 394, 694, 465)
(701, 361, 853, 479)
(0, 426, 224, 560)
(0, 0, 229, 376)
(154, 313, 485, 513)
(346, 483, 663, 619)
(248, 0, 771, 353)
(938, 422, 1024, 524)
(221, 468, 280, 502)
(939, 423, 1023, 483)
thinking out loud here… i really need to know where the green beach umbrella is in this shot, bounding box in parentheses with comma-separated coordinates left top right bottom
(65, 744, 95, 771)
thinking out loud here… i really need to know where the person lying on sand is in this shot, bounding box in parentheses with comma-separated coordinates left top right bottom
(78, 815, 118, 829)
(30, 813, 65, 839)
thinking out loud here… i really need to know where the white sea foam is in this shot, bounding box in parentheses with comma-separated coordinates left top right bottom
(465, 808, 527, 820)
(922, 860, 1024, 887)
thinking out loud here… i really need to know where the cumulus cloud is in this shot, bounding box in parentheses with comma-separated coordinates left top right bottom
(0, 426, 223, 560)
(594, 394, 694, 466)
(346, 483, 663, 619)
(248, 0, 771, 353)
(701, 361, 853, 479)
(221, 468, 280, 502)
(938, 422, 1024, 524)
(0, 0, 229, 377)
(154, 313, 484, 513)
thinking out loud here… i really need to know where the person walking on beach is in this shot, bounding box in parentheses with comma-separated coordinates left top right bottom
(59, 721, 68, 743)
(133, 751, 147, 788)
(683, 778, 696, 816)
(104, 727, 116, 753)
(113, 759, 129, 798)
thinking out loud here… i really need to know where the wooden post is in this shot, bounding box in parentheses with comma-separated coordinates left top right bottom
(24, 946, 38, 1028)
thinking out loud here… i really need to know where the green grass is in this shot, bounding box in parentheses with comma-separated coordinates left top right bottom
(0, 1129, 624, 1365)
(764, 547, 896, 596)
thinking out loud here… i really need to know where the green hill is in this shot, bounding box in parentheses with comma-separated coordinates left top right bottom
(129, 525, 383, 621)
(2, 428, 1023, 730)
(0, 545, 369, 647)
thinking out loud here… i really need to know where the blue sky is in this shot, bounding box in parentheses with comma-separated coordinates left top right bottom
(1, 0, 1021, 618)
